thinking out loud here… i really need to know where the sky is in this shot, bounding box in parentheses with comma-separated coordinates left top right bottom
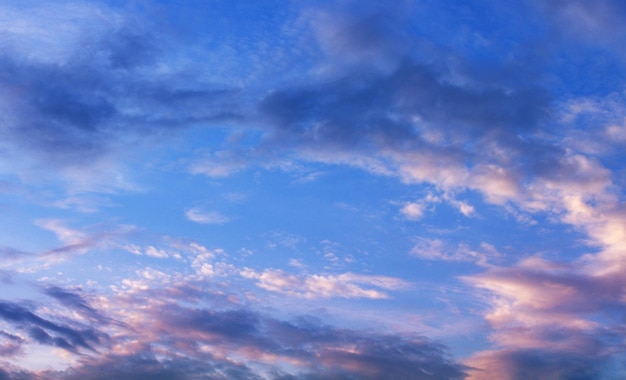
(0, 0, 626, 379)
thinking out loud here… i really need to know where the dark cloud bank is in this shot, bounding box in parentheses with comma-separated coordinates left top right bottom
(0, 285, 467, 380)
(0, 0, 554, 174)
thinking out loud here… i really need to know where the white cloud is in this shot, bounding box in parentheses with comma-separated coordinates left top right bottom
(123, 244, 143, 256)
(240, 268, 410, 299)
(185, 208, 231, 224)
(411, 238, 498, 266)
(400, 192, 474, 220)
(289, 259, 305, 268)
(443, 194, 476, 217)
(292, 170, 326, 184)
(605, 122, 626, 142)
(398, 193, 442, 221)
(36, 219, 88, 246)
(145, 246, 169, 259)
(400, 202, 425, 220)
(456, 201, 475, 217)
(121, 244, 175, 259)
(189, 149, 250, 178)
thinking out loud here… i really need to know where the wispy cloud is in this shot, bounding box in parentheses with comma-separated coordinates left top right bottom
(411, 238, 499, 266)
(240, 268, 410, 299)
(185, 208, 231, 225)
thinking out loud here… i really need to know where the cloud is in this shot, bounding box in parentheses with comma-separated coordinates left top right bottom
(152, 304, 466, 379)
(466, 348, 608, 380)
(95, 285, 467, 380)
(185, 208, 231, 225)
(461, 253, 626, 377)
(235, 7, 582, 221)
(0, 366, 36, 380)
(189, 150, 250, 178)
(0, 0, 575, 221)
(304, 2, 416, 72)
(0, 300, 108, 353)
(122, 243, 185, 260)
(43, 286, 104, 323)
(22, 220, 135, 271)
(558, 93, 626, 156)
(0, 330, 23, 357)
(536, 0, 626, 56)
(0, 2, 242, 192)
(240, 268, 410, 299)
(0, 0, 612, 218)
(400, 202, 425, 221)
(443, 195, 476, 217)
(411, 238, 498, 266)
(0, 275, 466, 379)
(259, 58, 548, 152)
(36, 219, 89, 247)
(265, 231, 304, 250)
(43, 350, 261, 380)
(44, 320, 467, 380)
(400, 192, 475, 221)
(0, 247, 29, 260)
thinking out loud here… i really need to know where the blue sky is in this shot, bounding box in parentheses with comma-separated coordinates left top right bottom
(1, 0, 626, 379)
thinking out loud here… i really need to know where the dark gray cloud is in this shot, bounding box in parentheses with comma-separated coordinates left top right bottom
(0, 368, 36, 380)
(0, 247, 30, 260)
(468, 348, 609, 380)
(307, 1, 416, 64)
(0, 0, 555, 177)
(49, 352, 258, 380)
(245, 1, 558, 190)
(0, 330, 23, 357)
(154, 304, 467, 379)
(0, 17, 241, 168)
(98, 26, 160, 70)
(0, 0, 560, 196)
(43, 286, 105, 323)
(260, 58, 549, 150)
(170, 308, 260, 341)
(0, 300, 107, 353)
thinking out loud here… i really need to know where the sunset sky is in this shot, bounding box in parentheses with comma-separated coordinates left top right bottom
(1, 0, 626, 379)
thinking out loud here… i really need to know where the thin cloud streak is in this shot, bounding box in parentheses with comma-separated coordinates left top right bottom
(240, 268, 411, 299)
